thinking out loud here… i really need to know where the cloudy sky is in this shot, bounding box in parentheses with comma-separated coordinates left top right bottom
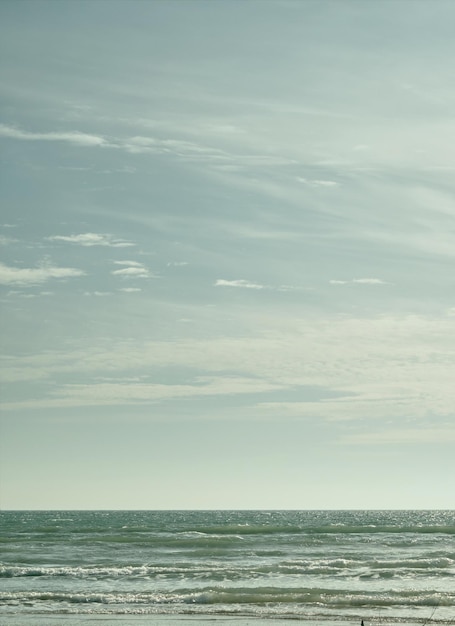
(1, 0, 454, 510)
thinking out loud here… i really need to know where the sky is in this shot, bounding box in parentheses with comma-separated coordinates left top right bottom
(1, 0, 455, 511)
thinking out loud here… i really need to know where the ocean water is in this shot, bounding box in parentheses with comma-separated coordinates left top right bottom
(1, 510, 454, 624)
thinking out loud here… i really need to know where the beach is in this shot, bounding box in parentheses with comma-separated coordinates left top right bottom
(2, 615, 455, 626)
(2, 615, 449, 626)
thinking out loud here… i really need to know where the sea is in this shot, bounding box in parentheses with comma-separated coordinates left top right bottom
(1, 510, 454, 625)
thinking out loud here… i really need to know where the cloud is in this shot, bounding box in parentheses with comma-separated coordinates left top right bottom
(0, 123, 248, 168)
(353, 278, 387, 285)
(215, 279, 265, 290)
(3, 314, 455, 419)
(111, 261, 150, 279)
(119, 287, 142, 293)
(112, 267, 149, 278)
(214, 279, 296, 291)
(124, 135, 229, 160)
(49, 233, 135, 247)
(329, 278, 387, 285)
(297, 177, 339, 187)
(0, 262, 85, 286)
(0, 234, 17, 246)
(113, 260, 144, 267)
(2, 376, 285, 410)
(0, 124, 105, 146)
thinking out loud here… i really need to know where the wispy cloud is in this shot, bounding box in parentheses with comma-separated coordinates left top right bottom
(2, 376, 284, 410)
(0, 262, 85, 286)
(123, 135, 230, 160)
(2, 313, 455, 419)
(214, 279, 298, 291)
(329, 278, 388, 285)
(0, 234, 18, 246)
(49, 233, 135, 247)
(112, 267, 149, 278)
(111, 261, 151, 279)
(297, 177, 339, 187)
(113, 260, 144, 267)
(215, 279, 265, 290)
(339, 427, 455, 445)
(0, 123, 294, 171)
(0, 124, 106, 147)
(6, 290, 54, 299)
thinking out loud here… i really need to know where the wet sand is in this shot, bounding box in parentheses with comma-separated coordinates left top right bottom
(0, 615, 355, 626)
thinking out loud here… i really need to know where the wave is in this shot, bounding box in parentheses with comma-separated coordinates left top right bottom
(175, 523, 455, 536)
(2, 553, 453, 580)
(2, 511, 454, 622)
(2, 587, 453, 608)
(72, 524, 454, 547)
(0, 565, 152, 579)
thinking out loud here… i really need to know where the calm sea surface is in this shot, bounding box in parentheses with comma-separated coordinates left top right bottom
(1, 510, 454, 624)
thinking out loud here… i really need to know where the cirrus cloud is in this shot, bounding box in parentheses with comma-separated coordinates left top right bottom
(49, 233, 135, 248)
(215, 279, 265, 290)
(0, 262, 85, 286)
(329, 278, 388, 285)
(111, 261, 151, 279)
(0, 124, 105, 147)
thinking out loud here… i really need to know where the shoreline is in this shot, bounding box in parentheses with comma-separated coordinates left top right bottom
(0, 616, 388, 626)
(2, 615, 453, 626)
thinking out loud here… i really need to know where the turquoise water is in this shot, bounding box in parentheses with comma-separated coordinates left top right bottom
(1, 510, 454, 623)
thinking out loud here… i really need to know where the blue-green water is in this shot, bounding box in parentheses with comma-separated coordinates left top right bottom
(1, 510, 454, 623)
